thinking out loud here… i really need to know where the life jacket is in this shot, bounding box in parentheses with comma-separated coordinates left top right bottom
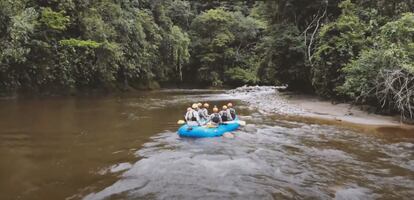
(220, 110, 229, 121)
(198, 109, 207, 120)
(192, 110, 200, 121)
(211, 113, 221, 123)
(229, 108, 236, 119)
(185, 110, 197, 121)
(201, 108, 209, 119)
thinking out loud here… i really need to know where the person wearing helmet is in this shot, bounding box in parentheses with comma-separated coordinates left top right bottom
(184, 107, 195, 122)
(227, 102, 236, 119)
(194, 103, 205, 123)
(208, 106, 222, 124)
(199, 103, 209, 121)
(219, 105, 233, 122)
(185, 104, 201, 126)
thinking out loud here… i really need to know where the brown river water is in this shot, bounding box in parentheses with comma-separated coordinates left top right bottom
(0, 89, 413, 200)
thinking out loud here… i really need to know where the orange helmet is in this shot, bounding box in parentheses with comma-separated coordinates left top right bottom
(213, 107, 219, 113)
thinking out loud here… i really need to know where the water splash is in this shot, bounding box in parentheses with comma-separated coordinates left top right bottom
(82, 88, 414, 199)
(228, 86, 305, 115)
(84, 119, 414, 199)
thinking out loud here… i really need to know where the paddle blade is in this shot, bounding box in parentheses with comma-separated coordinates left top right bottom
(177, 120, 185, 125)
(222, 120, 246, 126)
(206, 123, 217, 128)
(238, 120, 246, 126)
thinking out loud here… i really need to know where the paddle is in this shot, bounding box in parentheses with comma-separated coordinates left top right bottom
(222, 120, 246, 126)
(238, 120, 247, 126)
(177, 120, 185, 125)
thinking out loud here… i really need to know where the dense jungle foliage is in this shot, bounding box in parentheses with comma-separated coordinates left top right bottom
(1, 0, 413, 119)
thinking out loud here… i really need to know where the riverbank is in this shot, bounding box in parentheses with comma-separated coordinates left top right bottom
(283, 93, 402, 126)
(283, 93, 414, 137)
(229, 86, 414, 135)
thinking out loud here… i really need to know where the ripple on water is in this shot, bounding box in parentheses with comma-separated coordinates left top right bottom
(84, 120, 414, 200)
(333, 186, 376, 200)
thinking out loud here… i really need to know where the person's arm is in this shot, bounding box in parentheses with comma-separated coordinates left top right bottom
(227, 109, 233, 120)
(232, 108, 236, 115)
(195, 111, 201, 124)
(208, 114, 213, 122)
(184, 112, 189, 121)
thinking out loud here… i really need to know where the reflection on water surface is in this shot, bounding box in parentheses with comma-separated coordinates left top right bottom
(0, 90, 413, 200)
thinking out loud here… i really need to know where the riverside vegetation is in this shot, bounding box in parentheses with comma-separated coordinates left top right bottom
(1, 0, 413, 120)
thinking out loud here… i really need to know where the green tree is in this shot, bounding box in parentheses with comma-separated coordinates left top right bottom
(339, 13, 414, 118)
(255, 0, 341, 90)
(170, 26, 190, 81)
(40, 7, 70, 31)
(258, 24, 307, 88)
(311, 0, 368, 97)
(0, 5, 38, 92)
(189, 8, 262, 86)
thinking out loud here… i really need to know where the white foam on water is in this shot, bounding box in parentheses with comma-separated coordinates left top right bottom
(83, 87, 414, 200)
(227, 86, 305, 115)
(334, 187, 375, 200)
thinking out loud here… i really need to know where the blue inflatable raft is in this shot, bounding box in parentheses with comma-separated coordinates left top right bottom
(178, 120, 240, 138)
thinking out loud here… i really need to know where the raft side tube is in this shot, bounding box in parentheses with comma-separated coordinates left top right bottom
(178, 119, 240, 138)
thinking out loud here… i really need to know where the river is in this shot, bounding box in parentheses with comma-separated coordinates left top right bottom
(0, 89, 413, 200)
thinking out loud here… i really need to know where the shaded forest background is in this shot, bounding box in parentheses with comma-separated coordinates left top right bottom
(1, 0, 413, 119)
